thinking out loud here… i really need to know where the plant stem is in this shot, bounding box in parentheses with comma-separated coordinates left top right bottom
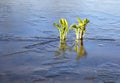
(60, 32, 62, 40)
(60, 32, 66, 40)
(80, 31, 83, 40)
(80, 39, 83, 46)
(76, 30, 79, 39)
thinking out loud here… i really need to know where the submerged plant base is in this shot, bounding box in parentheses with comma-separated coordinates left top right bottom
(60, 39, 66, 44)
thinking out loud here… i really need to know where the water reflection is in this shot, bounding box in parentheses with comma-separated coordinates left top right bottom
(74, 40, 87, 61)
(55, 39, 87, 60)
(55, 40, 68, 58)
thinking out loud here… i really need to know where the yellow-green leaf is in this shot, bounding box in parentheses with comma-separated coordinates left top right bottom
(77, 17, 82, 24)
(53, 23, 61, 30)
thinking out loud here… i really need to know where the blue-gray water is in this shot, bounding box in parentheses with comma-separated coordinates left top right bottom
(0, 0, 120, 83)
(0, 0, 120, 39)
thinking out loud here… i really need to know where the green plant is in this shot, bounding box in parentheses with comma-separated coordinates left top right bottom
(70, 17, 89, 40)
(53, 18, 69, 40)
(70, 24, 79, 39)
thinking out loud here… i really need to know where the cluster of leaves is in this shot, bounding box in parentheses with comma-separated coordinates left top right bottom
(53, 18, 69, 40)
(70, 17, 89, 40)
(53, 17, 89, 40)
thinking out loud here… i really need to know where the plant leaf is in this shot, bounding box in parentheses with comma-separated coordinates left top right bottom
(64, 19, 69, 33)
(77, 17, 82, 24)
(59, 18, 64, 27)
(70, 24, 78, 30)
(53, 23, 61, 30)
(64, 19, 68, 28)
(83, 18, 89, 25)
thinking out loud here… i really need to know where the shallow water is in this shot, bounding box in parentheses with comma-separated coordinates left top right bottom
(0, 0, 120, 83)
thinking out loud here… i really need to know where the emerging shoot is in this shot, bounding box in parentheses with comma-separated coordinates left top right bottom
(53, 18, 69, 40)
(70, 17, 89, 40)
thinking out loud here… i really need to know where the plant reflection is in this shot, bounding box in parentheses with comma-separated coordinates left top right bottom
(74, 39, 87, 61)
(55, 39, 87, 60)
(55, 39, 68, 58)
